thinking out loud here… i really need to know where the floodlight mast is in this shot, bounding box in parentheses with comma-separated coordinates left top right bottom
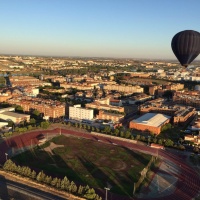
(5, 153, 8, 161)
(104, 187, 110, 200)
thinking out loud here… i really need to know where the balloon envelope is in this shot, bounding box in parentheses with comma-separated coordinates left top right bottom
(171, 30, 200, 67)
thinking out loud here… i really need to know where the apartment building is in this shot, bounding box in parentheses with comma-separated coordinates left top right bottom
(96, 110, 124, 122)
(184, 135, 200, 145)
(41, 75, 66, 83)
(103, 84, 144, 93)
(149, 85, 160, 96)
(9, 76, 51, 87)
(164, 83, 184, 91)
(7, 97, 65, 119)
(69, 105, 94, 120)
(0, 92, 12, 102)
(149, 83, 184, 97)
(60, 83, 94, 90)
(109, 99, 123, 106)
(173, 91, 200, 108)
(140, 98, 195, 125)
(85, 102, 124, 113)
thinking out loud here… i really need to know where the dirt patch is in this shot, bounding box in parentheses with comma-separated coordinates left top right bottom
(113, 161, 127, 171)
(43, 142, 64, 155)
(96, 156, 127, 171)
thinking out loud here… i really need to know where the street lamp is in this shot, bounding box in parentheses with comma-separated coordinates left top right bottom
(5, 153, 8, 161)
(104, 187, 110, 200)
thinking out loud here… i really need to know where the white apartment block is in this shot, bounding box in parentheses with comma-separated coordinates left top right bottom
(69, 105, 94, 120)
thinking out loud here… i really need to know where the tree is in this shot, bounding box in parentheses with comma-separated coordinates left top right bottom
(24, 167, 31, 177)
(163, 90, 173, 100)
(153, 138, 157, 144)
(161, 123, 172, 132)
(30, 118, 36, 125)
(61, 176, 70, 191)
(31, 170, 37, 179)
(40, 121, 50, 129)
(75, 123, 78, 128)
(79, 123, 83, 129)
(193, 146, 199, 153)
(178, 144, 186, 151)
(114, 128, 120, 136)
(70, 181, 77, 193)
(15, 105, 23, 113)
(36, 171, 45, 182)
(27, 125, 32, 131)
(95, 127, 100, 132)
(84, 188, 96, 199)
(7, 120, 14, 127)
(46, 176, 52, 184)
(16, 165, 22, 174)
(140, 136, 146, 141)
(15, 127, 19, 132)
(95, 195, 102, 200)
(86, 124, 91, 130)
(3, 159, 14, 171)
(136, 134, 141, 140)
(78, 185, 84, 195)
(56, 178, 61, 188)
(103, 126, 111, 134)
(179, 138, 184, 144)
(125, 130, 131, 139)
(119, 130, 125, 137)
(164, 139, 174, 147)
(51, 177, 58, 187)
(130, 135, 134, 140)
(158, 139, 163, 145)
(33, 110, 40, 117)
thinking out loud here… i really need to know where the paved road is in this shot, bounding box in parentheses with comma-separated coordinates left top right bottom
(1, 127, 200, 200)
(0, 177, 68, 200)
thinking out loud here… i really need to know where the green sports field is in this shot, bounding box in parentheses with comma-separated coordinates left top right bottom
(12, 135, 152, 196)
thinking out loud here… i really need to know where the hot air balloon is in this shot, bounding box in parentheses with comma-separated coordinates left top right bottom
(171, 30, 200, 67)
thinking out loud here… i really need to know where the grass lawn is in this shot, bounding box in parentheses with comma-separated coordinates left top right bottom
(12, 135, 152, 197)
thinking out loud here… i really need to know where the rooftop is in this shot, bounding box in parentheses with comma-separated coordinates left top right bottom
(131, 113, 171, 127)
(0, 111, 30, 118)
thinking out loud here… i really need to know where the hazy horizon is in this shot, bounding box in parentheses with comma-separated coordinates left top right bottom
(1, 0, 200, 60)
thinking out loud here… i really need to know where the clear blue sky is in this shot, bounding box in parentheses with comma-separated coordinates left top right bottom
(0, 0, 200, 59)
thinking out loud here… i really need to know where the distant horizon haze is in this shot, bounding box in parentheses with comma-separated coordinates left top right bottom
(0, 0, 200, 60)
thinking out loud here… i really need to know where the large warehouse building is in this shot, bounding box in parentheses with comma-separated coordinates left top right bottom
(0, 111, 30, 124)
(129, 113, 171, 135)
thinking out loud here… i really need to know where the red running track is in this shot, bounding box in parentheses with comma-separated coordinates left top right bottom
(0, 128, 200, 200)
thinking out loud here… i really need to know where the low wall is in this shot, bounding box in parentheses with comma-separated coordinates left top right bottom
(90, 131, 138, 144)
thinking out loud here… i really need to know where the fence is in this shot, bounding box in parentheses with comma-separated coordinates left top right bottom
(133, 156, 156, 195)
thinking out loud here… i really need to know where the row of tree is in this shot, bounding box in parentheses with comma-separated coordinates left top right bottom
(3, 160, 102, 200)
(66, 121, 179, 149)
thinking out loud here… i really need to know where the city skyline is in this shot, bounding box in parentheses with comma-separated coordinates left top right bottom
(1, 0, 200, 59)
